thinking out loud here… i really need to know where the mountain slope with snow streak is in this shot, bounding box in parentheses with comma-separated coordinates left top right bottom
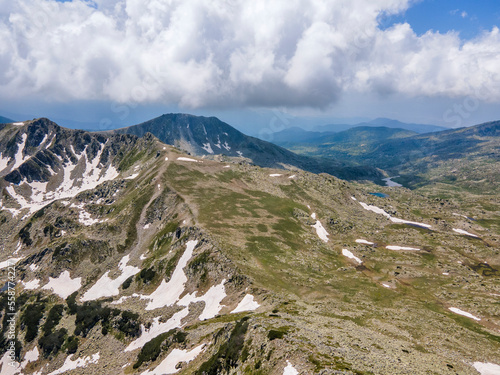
(0, 118, 157, 218)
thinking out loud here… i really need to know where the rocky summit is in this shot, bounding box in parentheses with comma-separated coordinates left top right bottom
(0, 118, 499, 375)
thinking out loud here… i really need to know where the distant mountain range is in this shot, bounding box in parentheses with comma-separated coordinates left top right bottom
(313, 118, 448, 134)
(278, 120, 500, 192)
(268, 118, 448, 149)
(0, 116, 14, 124)
(271, 126, 417, 147)
(112, 113, 383, 181)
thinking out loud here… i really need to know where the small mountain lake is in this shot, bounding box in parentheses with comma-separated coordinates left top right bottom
(369, 192, 389, 198)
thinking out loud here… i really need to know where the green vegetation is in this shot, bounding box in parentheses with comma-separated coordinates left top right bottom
(133, 328, 187, 369)
(39, 328, 67, 358)
(138, 267, 157, 284)
(196, 318, 250, 375)
(66, 292, 78, 315)
(18, 222, 33, 246)
(65, 335, 79, 354)
(122, 276, 134, 289)
(267, 326, 289, 341)
(117, 187, 154, 253)
(21, 301, 45, 342)
(74, 301, 112, 337)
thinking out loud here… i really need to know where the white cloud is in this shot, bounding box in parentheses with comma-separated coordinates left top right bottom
(0, 0, 500, 109)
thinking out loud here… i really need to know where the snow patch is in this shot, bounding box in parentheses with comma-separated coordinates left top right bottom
(177, 157, 199, 162)
(42, 271, 82, 299)
(382, 283, 392, 288)
(142, 240, 198, 310)
(71, 203, 107, 226)
(342, 249, 362, 264)
(453, 228, 479, 238)
(125, 308, 189, 352)
(386, 245, 420, 251)
(3, 142, 120, 217)
(311, 213, 329, 242)
(140, 344, 205, 375)
(81, 255, 140, 301)
(23, 279, 41, 290)
(12, 122, 24, 126)
(202, 142, 214, 154)
(231, 294, 260, 313)
(223, 165, 230, 168)
(449, 307, 481, 321)
(356, 239, 374, 245)
(0, 257, 23, 270)
(269, 174, 282, 177)
(0, 352, 22, 375)
(21, 346, 39, 367)
(125, 173, 139, 180)
(473, 362, 500, 375)
(29, 264, 38, 271)
(357, 201, 432, 229)
(236, 151, 243, 157)
(13, 241, 22, 255)
(283, 360, 299, 375)
(178, 280, 227, 320)
(288, 175, 296, 179)
(47, 352, 100, 375)
(11, 133, 29, 171)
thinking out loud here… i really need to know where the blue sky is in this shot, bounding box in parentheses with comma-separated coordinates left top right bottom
(380, 0, 500, 39)
(1, 0, 500, 132)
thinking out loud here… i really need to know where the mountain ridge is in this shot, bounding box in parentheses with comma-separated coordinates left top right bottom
(0, 115, 498, 375)
(112, 113, 384, 181)
(0, 116, 14, 124)
(313, 117, 448, 134)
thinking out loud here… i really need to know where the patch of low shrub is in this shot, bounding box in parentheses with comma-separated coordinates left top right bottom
(196, 317, 250, 374)
(133, 328, 187, 369)
(21, 302, 45, 342)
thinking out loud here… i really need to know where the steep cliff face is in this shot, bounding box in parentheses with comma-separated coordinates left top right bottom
(0, 119, 498, 375)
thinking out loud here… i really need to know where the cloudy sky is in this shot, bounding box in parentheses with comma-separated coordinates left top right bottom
(1, 0, 500, 132)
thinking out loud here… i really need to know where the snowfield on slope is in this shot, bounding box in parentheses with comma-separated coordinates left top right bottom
(311, 213, 329, 242)
(342, 249, 362, 264)
(283, 360, 299, 375)
(356, 239, 374, 245)
(140, 345, 205, 375)
(1, 141, 121, 217)
(42, 271, 82, 299)
(177, 157, 200, 162)
(354, 198, 432, 229)
(453, 228, 480, 238)
(178, 280, 227, 320)
(47, 353, 100, 375)
(125, 309, 189, 352)
(231, 294, 260, 313)
(81, 255, 140, 301)
(449, 307, 481, 321)
(386, 245, 421, 251)
(23, 279, 41, 290)
(473, 362, 500, 375)
(140, 240, 198, 310)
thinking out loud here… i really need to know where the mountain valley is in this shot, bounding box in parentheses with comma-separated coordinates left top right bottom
(0, 117, 498, 375)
